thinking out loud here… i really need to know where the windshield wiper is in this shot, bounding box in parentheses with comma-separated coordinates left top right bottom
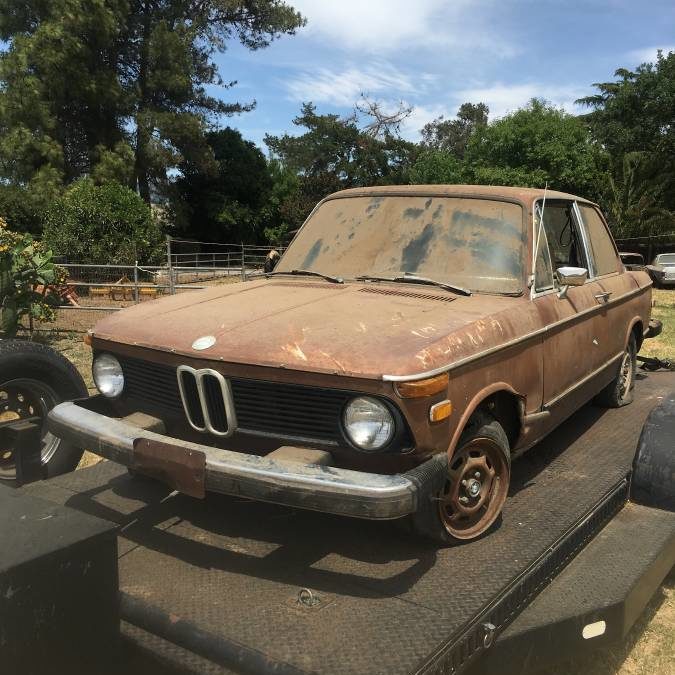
(268, 269, 344, 284)
(356, 272, 471, 296)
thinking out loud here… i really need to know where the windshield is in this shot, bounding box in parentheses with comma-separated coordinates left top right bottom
(276, 196, 525, 294)
(657, 253, 675, 265)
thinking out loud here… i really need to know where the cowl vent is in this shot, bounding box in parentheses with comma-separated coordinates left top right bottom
(267, 281, 343, 290)
(358, 286, 455, 302)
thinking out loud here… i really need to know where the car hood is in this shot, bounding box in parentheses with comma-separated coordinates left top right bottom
(92, 279, 532, 379)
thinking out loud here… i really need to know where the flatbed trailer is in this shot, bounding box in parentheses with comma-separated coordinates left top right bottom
(10, 371, 675, 675)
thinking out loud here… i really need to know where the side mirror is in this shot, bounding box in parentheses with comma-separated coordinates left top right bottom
(556, 266, 587, 299)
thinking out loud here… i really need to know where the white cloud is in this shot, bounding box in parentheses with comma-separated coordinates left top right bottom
(284, 61, 434, 107)
(399, 103, 452, 140)
(626, 45, 675, 65)
(291, 0, 517, 57)
(453, 82, 591, 119)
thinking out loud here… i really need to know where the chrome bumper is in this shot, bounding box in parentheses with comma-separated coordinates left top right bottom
(48, 401, 436, 520)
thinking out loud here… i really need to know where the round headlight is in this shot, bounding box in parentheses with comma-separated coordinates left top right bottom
(343, 397, 395, 451)
(93, 353, 124, 398)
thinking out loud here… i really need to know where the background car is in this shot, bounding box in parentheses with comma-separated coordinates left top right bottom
(649, 252, 675, 287)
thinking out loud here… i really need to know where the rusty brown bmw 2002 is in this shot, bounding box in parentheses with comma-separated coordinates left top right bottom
(49, 186, 661, 543)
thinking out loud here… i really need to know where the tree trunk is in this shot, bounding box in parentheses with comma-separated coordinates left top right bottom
(134, 2, 152, 204)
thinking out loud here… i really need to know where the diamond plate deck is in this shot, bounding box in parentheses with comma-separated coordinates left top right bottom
(25, 371, 675, 675)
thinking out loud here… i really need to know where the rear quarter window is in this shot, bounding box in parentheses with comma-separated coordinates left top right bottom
(579, 205, 619, 276)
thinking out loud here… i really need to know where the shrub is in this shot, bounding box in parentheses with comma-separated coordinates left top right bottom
(42, 179, 164, 264)
(0, 217, 66, 336)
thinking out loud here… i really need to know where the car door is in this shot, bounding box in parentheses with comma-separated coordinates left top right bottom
(531, 199, 602, 407)
(575, 202, 637, 363)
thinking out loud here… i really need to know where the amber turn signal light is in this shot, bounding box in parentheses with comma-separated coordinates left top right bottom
(429, 399, 453, 423)
(396, 372, 448, 399)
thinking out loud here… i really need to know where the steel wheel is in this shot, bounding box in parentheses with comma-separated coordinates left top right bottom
(438, 437, 510, 540)
(0, 378, 60, 480)
(618, 349, 635, 402)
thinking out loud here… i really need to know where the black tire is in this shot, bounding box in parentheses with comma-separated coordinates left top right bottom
(0, 339, 88, 481)
(408, 411, 511, 544)
(594, 333, 637, 408)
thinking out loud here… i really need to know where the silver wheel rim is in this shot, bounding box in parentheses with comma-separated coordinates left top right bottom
(618, 349, 634, 401)
(0, 378, 60, 480)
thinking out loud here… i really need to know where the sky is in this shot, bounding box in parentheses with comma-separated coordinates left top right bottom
(211, 0, 675, 150)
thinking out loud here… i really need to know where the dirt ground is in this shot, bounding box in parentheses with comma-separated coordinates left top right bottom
(24, 285, 675, 675)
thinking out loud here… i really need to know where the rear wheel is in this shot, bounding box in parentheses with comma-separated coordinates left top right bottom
(595, 334, 636, 408)
(0, 340, 87, 481)
(410, 412, 511, 544)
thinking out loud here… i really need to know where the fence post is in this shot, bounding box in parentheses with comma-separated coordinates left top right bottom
(240, 243, 245, 282)
(166, 236, 175, 295)
(133, 261, 139, 303)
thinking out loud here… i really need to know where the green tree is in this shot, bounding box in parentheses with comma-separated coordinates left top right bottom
(0, 1, 129, 187)
(260, 159, 301, 245)
(122, 0, 304, 202)
(409, 150, 464, 185)
(174, 127, 272, 243)
(464, 99, 606, 199)
(577, 50, 675, 212)
(421, 102, 489, 158)
(604, 152, 675, 239)
(265, 102, 417, 225)
(0, 0, 305, 210)
(42, 179, 163, 263)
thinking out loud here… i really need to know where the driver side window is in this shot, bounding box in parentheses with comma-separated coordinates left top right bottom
(534, 200, 587, 292)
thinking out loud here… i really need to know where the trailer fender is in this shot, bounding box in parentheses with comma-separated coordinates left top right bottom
(630, 391, 675, 511)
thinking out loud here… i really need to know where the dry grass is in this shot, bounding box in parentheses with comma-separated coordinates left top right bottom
(642, 289, 675, 362)
(533, 570, 674, 675)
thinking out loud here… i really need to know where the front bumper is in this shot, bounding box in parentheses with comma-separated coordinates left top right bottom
(48, 400, 440, 520)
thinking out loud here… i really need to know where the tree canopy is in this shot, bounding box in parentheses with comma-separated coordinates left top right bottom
(42, 178, 163, 263)
(174, 127, 272, 243)
(0, 15, 673, 248)
(0, 0, 305, 206)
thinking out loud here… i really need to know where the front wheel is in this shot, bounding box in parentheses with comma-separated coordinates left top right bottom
(409, 412, 511, 544)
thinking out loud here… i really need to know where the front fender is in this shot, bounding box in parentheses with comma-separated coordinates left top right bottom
(447, 382, 524, 457)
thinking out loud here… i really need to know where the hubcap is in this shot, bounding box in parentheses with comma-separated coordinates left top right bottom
(438, 437, 510, 540)
(0, 379, 59, 480)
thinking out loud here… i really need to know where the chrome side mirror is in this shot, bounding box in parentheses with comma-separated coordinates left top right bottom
(556, 266, 587, 299)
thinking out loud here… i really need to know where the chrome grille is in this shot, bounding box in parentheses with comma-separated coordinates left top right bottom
(176, 366, 237, 437)
(115, 355, 409, 448)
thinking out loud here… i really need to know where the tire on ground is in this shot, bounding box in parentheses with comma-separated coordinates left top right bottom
(0, 339, 88, 480)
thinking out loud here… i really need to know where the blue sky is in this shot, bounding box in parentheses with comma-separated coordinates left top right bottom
(211, 0, 675, 150)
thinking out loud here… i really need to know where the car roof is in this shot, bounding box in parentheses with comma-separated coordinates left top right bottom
(325, 184, 597, 206)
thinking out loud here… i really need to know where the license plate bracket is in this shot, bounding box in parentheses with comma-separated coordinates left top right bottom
(131, 438, 206, 498)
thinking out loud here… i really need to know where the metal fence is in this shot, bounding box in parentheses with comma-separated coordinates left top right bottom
(45, 237, 285, 333)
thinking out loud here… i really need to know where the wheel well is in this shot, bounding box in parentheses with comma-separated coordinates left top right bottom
(632, 321, 644, 352)
(476, 391, 521, 448)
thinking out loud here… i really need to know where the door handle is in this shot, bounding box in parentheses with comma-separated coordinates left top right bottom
(594, 291, 611, 303)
